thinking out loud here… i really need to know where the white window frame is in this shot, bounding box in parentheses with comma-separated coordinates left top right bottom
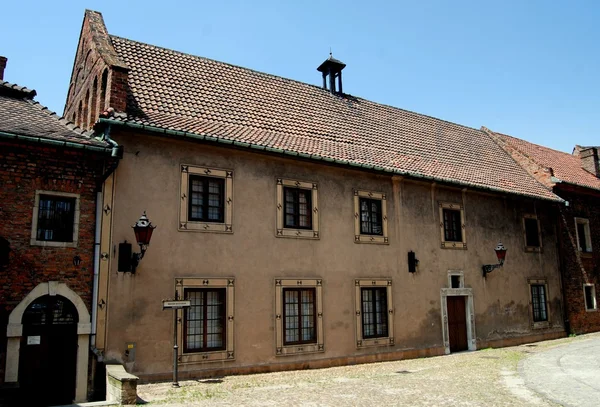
(30, 190, 80, 248)
(353, 190, 389, 244)
(584, 284, 597, 312)
(448, 270, 465, 289)
(276, 179, 319, 239)
(179, 164, 233, 233)
(274, 278, 324, 355)
(575, 217, 593, 254)
(354, 279, 394, 348)
(175, 277, 235, 363)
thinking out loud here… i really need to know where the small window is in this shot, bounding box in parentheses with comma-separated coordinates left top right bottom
(179, 165, 233, 233)
(361, 287, 388, 339)
(523, 215, 542, 251)
(276, 179, 319, 239)
(575, 218, 592, 253)
(275, 278, 324, 355)
(584, 285, 597, 311)
(283, 288, 316, 345)
(451, 275, 461, 289)
(531, 284, 548, 322)
(176, 277, 235, 363)
(439, 202, 466, 249)
(284, 187, 312, 229)
(184, 288, 226, 352)
(354, 279, 394, 348)
(30, 191, 80, 248)
(188, 175, 225, 223)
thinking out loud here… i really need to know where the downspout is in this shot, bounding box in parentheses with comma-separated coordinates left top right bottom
(91, 124, 121, 352)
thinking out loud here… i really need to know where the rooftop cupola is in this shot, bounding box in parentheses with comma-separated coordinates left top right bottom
(317, 53, 346, 94)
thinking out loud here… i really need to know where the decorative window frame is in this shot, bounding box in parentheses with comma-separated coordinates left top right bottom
(179, 165, 233, 233)
(353, 190, 389, 244)
(354, 279, 394, 348)
(522, 214, 543, 253)
(440, 285, 476, 354)
(528, 278, 550, 329)
(276, 179, 319, 239)
(275, 278, 324, 355)
(447, 270, 465, 289)
(584, 284, 597, 312)
(175, 277, 235, 363)
(575, 217, 593, 255)
(30, 190, 80, 248)
(438, 202, 466, 249)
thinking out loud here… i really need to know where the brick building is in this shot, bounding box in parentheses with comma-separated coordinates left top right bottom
(0, 58, 118, 404)
(484, 128, 600, 334)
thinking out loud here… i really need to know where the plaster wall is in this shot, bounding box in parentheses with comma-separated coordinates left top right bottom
(103, 131, 564, 377)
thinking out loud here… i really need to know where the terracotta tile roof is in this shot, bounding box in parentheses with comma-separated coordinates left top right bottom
(0, 81, 108, 148)
(106, 35, 559, 201)
(488, 131, 600, 192)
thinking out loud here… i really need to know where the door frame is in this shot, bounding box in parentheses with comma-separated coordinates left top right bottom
(5, 281, 91, 403)
(441, 288, 476, 354)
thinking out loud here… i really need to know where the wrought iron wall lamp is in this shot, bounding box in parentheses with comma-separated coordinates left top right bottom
(118, 212, 156, 273)
(482, 242, 507, 278)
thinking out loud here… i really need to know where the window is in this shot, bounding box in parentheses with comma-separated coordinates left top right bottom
(531, 284, 547, 322)
(523, 215, 542, 252)
(176, 277, 234, 363)
(284, 187, 312, 229)
(275, 278, 324, 355)
(439, 202, 466, 249)
(30, 191, 80, 248)
(189, 176, 225, 223)
(354, 279, 394, 348)
(354, 190, 388, 244)
(584, 285, 597, 311)
(283, 288, 316, 345)
(528, 279, 550, 328)
(575, 218, 592, 253)
(179, 165, 233, 233)
(448, 270, 465, 289)
(184, 288, 226, 352)
(276, 179, 319, 239)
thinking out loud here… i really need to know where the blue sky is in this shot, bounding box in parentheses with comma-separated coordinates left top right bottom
(1, 0, 598, 153)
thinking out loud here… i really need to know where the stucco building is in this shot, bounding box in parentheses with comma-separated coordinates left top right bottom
(0, 58, 118, 404)
(484, 128, 600, 334)
(65, 10, 568, 383)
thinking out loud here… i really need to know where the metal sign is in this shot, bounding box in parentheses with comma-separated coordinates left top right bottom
(162, 300, 191, 309)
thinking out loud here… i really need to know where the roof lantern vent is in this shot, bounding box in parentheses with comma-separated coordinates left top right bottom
(317, 52, 346, 94)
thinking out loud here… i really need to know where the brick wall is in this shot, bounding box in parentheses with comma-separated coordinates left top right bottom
(0, 140, 108, 381)
(556, 184, 600, 334)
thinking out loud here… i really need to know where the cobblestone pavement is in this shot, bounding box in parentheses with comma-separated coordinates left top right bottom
(520, 334, 600, 407)
(136, 334, 600, 406)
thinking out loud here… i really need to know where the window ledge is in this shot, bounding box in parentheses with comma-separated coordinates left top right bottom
(276, 228, 319, 239)
(179, 221, 232, 233)
(30, 239, 77, 248)
(441, 241, 467, 250)
(180, 350, 235, 364)
(354, 234, 388, 244)
(276, 343, 324, 356)
(580, 252, 593, 258)
(524, 246, 543, 253)
(357, 337, 394, 348)
(532, 321, 550, 330)
(585, 308, 598, 313)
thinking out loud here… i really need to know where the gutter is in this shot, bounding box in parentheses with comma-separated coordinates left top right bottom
(0, 130, 114, 154)
(98, 117, 565, 204)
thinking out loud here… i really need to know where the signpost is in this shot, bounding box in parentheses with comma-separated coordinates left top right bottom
(163, 297, 191, 387)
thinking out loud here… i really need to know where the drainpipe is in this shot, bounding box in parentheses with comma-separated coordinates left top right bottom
(91, 124, 121, 352)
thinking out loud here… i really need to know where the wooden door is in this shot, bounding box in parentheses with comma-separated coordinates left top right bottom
(447, 296, 468, 352)
(19, 295, 78, 406)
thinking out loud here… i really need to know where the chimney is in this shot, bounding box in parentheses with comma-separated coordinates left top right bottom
(0, 56, 7, 81)
(317, 53, 346, 94)
(578, 147, 600, 177)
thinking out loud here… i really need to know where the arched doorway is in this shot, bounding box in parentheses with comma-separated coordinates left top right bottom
(18, 295, 79, 406)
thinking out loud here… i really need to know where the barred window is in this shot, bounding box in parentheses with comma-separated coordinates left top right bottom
(361, 287, 388, 338)
(443, 209, 462, 242)
(360, 198, 383, 235)
(284, 187, 312, 229)
(36, 196, 76, 242)
(531, 284, 548, 322)
(283, 288, 316, 345)
(184, 288, 226, 352)
(188, 176, 225, 223)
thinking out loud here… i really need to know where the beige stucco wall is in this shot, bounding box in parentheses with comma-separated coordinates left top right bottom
(102, 131, 564, 377)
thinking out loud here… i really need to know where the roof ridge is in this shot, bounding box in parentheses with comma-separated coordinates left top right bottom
(495, 131, 575, 157)
(0, 80, 37, 98)
(110, 35, 481, 133)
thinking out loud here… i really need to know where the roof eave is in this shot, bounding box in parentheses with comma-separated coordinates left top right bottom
(0, 130, 113, 154)
(99, 118, 565, 204)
